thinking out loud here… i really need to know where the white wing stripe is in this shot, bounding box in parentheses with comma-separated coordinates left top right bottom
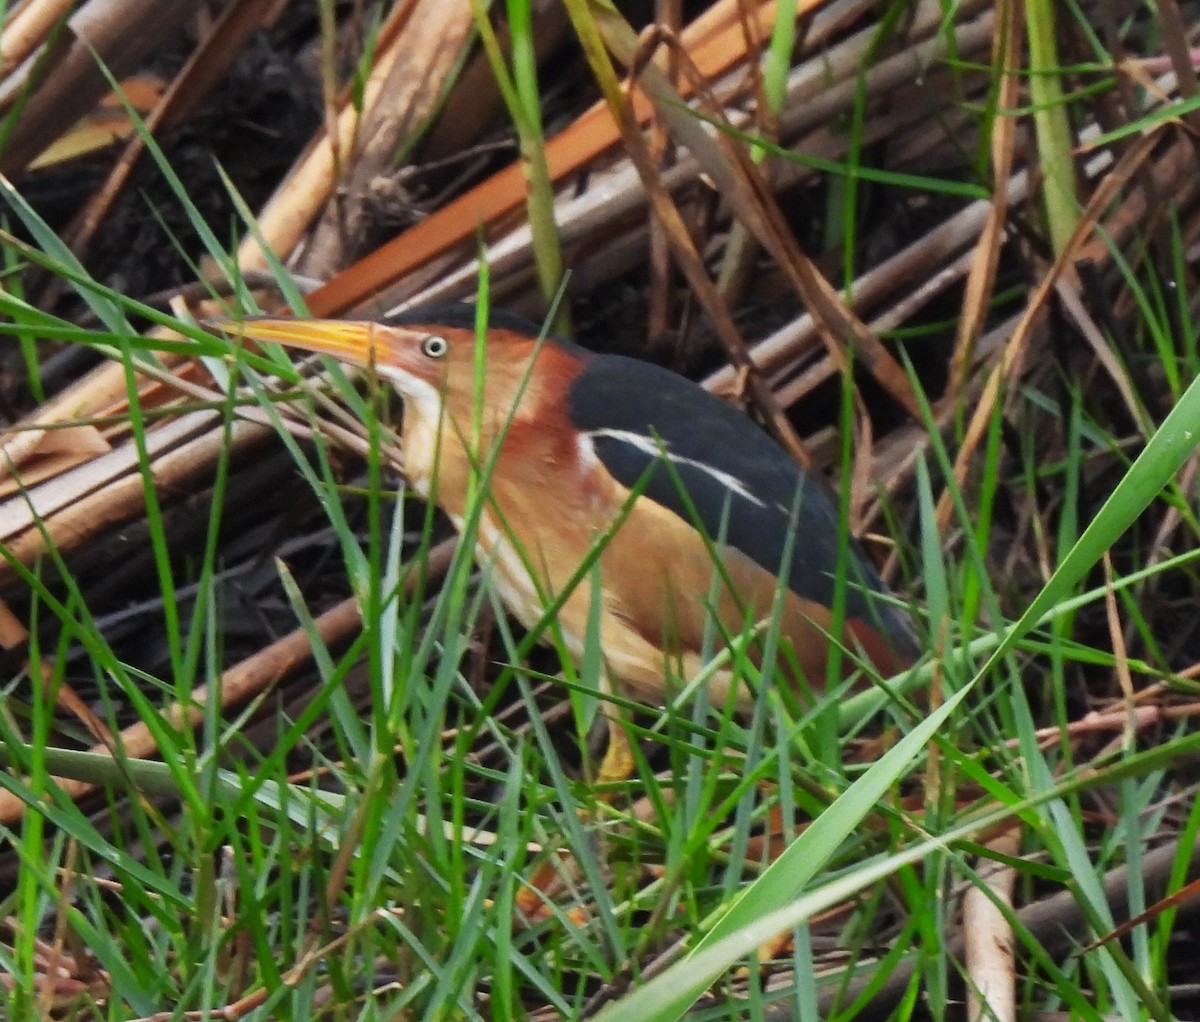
(586, 428, 768, 509)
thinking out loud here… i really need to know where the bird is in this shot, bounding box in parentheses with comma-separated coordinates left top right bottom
(217, 303, 918, 782)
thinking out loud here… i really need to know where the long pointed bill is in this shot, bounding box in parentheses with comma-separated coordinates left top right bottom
(213, 317, 383, 367)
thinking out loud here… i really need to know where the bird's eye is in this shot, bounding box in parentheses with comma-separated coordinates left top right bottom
(422, 334, 449, 358)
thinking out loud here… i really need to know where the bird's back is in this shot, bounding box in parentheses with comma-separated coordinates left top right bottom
(566, 353, 918, 669)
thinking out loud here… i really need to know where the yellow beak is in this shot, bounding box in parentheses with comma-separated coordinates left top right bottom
(212, 317, 383, 366)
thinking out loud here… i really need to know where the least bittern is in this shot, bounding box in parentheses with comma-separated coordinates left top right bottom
(220, 304, 918, 780)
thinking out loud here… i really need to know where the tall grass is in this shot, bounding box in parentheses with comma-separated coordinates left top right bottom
(0, 2, 1197, 1019)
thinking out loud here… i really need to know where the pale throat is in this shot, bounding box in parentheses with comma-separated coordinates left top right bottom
(378, 367, 444, 499)
(391, 383, 532, 509)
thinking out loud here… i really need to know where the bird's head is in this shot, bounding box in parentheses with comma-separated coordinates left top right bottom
(214, 304, 585, 498)
(219, 303, 583, 417)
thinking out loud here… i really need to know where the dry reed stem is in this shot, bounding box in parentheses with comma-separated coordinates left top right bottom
(933, 131, 1161, 536)
(59, 0, 282, 269)
(0, 0, 204, 176)
(947, 0, 1022, 401)
(299, 0, 477, 279)
(305, 0, 792, 314)
(964, 828, 1021, 1022)
(593, 19, 812, 466)
(0, 352, 187, 484)
(234, 0, 420, 270)
(0, 0, 74, 77)
(587, 3, 922, 420)
(0, 416, 272, 578)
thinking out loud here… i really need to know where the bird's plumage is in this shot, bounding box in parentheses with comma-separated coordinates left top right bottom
(567, 354, 912, 643)
(220, 303, 917, 715)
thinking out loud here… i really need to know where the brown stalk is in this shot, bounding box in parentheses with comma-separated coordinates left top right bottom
(1055, 279, 1150, 435)
(298, 0, 477, 279)
(646, 0, 683, 345)
(58, 0, 282, 270)
(304, 0, 791, 315)
(420, 2, 571, 163)
(0, 421, 111, 496)
(932, 129, 1160, 535)
(946, 0, 1022, 402)
(0, 0, 204, 177)
(0, 599, 28, 649)
(0, 0, 74, 77)
(0, 347, 187, 486)
(585, 3, 923, 421)
(963, 828, 1021, 1022)
(1152, 0, 1200, 118)
(0, 308, 391, 576)
(235, 0, 422, 271)
(588, 22, 810, 466)
(713, 0, 777, 312)
(369, 5, 989, 392)
(0, 415, 274, 578)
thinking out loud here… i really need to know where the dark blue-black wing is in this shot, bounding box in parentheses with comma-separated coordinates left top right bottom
(568, 353, 917, 657)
